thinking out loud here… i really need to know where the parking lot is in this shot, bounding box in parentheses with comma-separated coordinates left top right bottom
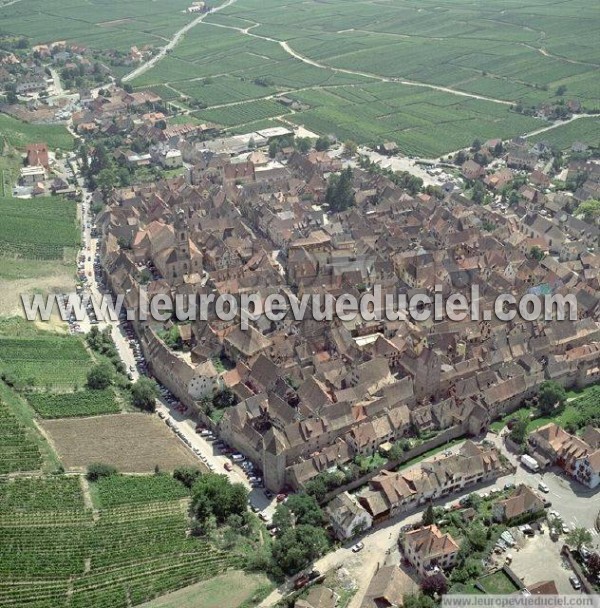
(509, 528, 583, 594)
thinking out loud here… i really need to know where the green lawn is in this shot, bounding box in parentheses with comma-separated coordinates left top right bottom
(396, 437, 465, 471)
(477, 570, 521, 594)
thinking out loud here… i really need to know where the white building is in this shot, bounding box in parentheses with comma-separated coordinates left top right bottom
(20, 165, 46, 185)
(326, 492, 373, 540)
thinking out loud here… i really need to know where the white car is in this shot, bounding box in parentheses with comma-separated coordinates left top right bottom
(538, 482, 549, 493)
(351, 542, 364, 553)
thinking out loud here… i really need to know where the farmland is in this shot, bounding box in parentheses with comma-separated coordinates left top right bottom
(0, 400, 41, 474)
(528, 117, 600, 150)
(0, 320, 94, 389)
(40, 413, 201, 472)
(93, 474, 190, 508)
(0, 114, 74, 151)
(0, 195, 79, 261)
(127, 0, 598, 155)
(0, 476, 241, 608)
(26, 389, 120, 418)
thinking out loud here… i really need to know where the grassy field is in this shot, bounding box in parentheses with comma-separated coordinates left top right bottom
(0, 113, 74, 151)
(41, 413, 202, 472)
(0, 195, 79, 261)
(140, 571, 273, 608)
(0, 476, 242, 608)
(477, 570, 521, 594)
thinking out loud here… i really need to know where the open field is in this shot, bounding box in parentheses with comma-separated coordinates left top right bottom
(27, 389, 121, 418)
(0, 318, 93, 389)
(140, 570, 273, 608)
(0, 113, 74, 151)
(41, 413, 201, 472)
(0, 476, 241, 608)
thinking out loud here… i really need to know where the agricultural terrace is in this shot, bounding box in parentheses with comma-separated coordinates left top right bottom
(0, 476, 241, 608)
(40, 413, 201, 472)
(0, 195, 79, 262)
(26, 389, 121, 418)
(0, 400, 41, 474)
(124, 0, 599, 155)
(0, 321, 94, 390)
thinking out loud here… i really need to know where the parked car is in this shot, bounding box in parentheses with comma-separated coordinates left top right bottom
(538, 482, 549, 493)
(294, 575, 310, 590)
(351, 542, 364, 553)
(569, 575, 581, 590)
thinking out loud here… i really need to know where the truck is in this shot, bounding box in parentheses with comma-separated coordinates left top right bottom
(520, 454, 540, 472)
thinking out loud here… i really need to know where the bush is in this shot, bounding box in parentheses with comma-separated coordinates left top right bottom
(86, 363, 113, 390)
(86, 462, 117, 482)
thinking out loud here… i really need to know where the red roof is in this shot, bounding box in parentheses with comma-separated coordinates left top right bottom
(26, 143, 49, 168)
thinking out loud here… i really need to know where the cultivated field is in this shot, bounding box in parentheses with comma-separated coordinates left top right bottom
(40, 413, 200, 472)
(0, 324, 94, 390)
(0, 114, 74, 151)
(0, 476, 241, 608)
(0, 400, 42, 474)
(0, 195, 80, 261)
(26, 389, 121, 418)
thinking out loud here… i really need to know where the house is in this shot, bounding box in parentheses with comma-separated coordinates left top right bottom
(492, 484, 545, 522)
(401, 525, 460, 577)
(461, 160, 484, 181)
(26, 143, 49, 169)
(361, 566, 410, 608)
(326, 492, 373, 540)
(20, 165, 46, 185)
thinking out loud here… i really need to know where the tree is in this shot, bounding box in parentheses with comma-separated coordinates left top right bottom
(271, 524, 329, 575)
(191, 473, 248, 523)
(130, 377, 158, 412)
(471, 180, 486, 204)
(173, 466, 203, 488)
(96, 167, 118, 199)
(577, 199, 600, 223)
(296, 137, 311, 154)
(403, 593, 437, 608)
(326, 167, 355, 213)
(567, 527, 592, 551)
(471, 138, 482, 152)
(343, 139, 358, 157)
(467, 522, 488, 551)
(315, 136, 330, 152)
(454, 150, 466, 165)
(86, 462, 117, 481)
(588, 552, 600, 578)
(538, 380, 567, 415)
(212, 387, 236, 410)
(509, 417, 529, 445)
(284, 493, 324, 528)
(87, 363, 113, 390)
(529, 245, 544, 261)
(422, 503, 435, 526)
(555, 85, 567, 97)
(421, 573, 448, 597)
(493, 141, 504, 157)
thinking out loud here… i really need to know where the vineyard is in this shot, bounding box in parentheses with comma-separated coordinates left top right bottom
(0, 476, 241, 607)
(0, 401, 41, 474)
(26, 390, 120, 419)
(0, 332, 93, 389)
(0, 114, 74, 151)
(93, 474, 190, 508)
(0, 196, 79, 261)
